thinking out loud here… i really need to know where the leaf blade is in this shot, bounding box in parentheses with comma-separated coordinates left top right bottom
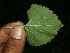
(25, 4, 64, 46)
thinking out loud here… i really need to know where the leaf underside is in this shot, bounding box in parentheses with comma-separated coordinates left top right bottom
(25, 4, 64, 46)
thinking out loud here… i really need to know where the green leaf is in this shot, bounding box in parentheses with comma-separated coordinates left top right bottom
(25, 4, 64, 46)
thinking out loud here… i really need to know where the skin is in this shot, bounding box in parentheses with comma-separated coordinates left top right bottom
(0, 21, 26, 53)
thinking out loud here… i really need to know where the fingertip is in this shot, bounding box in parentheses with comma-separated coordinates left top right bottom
(0, 21, 24, 44)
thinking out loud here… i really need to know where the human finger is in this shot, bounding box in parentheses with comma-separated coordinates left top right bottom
(3, 26, 26, 53)
(0, 21, 24, 53)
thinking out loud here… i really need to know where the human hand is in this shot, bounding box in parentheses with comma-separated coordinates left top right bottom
(0, 21, 26, 53)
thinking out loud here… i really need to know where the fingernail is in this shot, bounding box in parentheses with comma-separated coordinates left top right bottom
(11, 26, 23, 39)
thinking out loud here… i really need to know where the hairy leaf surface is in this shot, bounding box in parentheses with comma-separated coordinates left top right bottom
(25, 4, 63, 46)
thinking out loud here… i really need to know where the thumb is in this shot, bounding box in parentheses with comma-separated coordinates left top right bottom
(3, 23, 26, 53)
